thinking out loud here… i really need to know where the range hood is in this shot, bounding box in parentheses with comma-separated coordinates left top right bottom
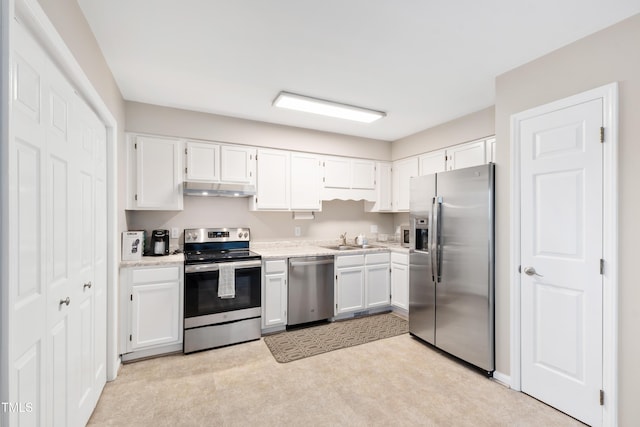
(183, 181, 256, 197)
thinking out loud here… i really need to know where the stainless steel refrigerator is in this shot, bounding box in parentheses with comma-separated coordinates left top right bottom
(409, 163, 495, 374)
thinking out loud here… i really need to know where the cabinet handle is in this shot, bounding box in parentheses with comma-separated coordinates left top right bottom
(83, 281, 92, 290)
(59, 297, 70, 307)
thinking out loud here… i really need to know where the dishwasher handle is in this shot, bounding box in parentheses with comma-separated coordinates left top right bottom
(289, 257, 334, 268)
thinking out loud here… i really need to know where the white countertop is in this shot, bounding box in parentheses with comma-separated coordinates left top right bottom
(251, 241, 409, 259)
(118, 241, 410, 267)
(120, 253, 184, 268)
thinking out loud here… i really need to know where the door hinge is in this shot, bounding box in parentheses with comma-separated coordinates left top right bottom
(518, 265, 521, 273)
(600, 259, 605, 275)
(336, 303, 338, 310)
(130, 294, 133, 301)
(600, 127, 605, 143)
(185, 167, 188, 174)
(129, 334, 132, 342)
(134, 143, 137, 149)
(134, 194, 138, 201)
(185, 148, 187, 155)
(599, 389, 604, 406)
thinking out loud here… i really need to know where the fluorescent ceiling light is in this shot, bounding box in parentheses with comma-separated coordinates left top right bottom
(273, 91, 386, 123)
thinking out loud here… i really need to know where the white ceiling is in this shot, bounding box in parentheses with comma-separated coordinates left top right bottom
(77, 0, 640, 141)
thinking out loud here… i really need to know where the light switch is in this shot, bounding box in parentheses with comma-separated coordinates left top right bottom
(294, 226, 301, 237)
(370, 224, 378, 233)
(171, 227, 179, 238)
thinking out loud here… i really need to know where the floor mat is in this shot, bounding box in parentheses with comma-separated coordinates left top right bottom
(263, 312, 408, 363)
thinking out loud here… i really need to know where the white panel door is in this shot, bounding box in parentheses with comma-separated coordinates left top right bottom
(255, 149, 290, 210)
(418, 149, 446, 176)
(11, 21, 49, 427)
(130, 282, 181, 351)
(336, 267, 365, 314)
(323, 156, 351, 189)
(290, 152, 321, 210)
(185, 141, 219, 182)
(365, 263, 390, 308)
(520, 99, 603, 426)
(351, 159, 376, 189)
(446, 140, 486, 171)
(220, 145, 255, 184)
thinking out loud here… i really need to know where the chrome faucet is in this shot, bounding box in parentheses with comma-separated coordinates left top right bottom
(339, 232, 347, 246)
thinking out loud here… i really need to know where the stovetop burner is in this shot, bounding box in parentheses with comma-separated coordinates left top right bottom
(184, 249, 261, 264)
(183, 227, 260, 265)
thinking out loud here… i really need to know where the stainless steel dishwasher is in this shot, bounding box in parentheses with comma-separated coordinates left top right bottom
(288, 256, 335, 326)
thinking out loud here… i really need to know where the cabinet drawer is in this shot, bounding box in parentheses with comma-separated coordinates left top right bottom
(264, 259, 287, 274)
(132, 266, 180, 284)
(335, 254, 365, 268)
(391, 252, 409, 265)
(365, 252, 390, 265)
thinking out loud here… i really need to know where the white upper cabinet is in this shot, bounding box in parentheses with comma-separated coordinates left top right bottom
(446, 139, 487, 171)
(185, 141, 256, 185)
(252, 149, 290, 210)
(392, 157, 419, 212)
(323, 156, 351, 189)
(185, 140, 219, 182)
(322, 156, 376, 201)
(365, 162, 392, 212)
(128, 135, 183, 210)
(220, 145, 256, 184)
(419, 149, 447, 176)
(290, 152, 322, 211)
(351, 159, 376, 190)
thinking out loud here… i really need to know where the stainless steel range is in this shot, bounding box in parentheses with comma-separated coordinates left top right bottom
(183, 227, 262, 354)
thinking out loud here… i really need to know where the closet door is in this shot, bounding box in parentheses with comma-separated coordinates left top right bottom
(9, 18, 107, 427)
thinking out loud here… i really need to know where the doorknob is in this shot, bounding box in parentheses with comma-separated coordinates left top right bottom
(523, 266, 543, 277)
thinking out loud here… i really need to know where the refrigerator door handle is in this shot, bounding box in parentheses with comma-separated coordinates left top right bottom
(429, 197, 437, 282)
(435, 196, 443, 282)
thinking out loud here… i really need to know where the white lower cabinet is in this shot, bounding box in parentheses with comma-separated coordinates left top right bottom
(391, 252, 409, 311)
(120, 264, 183, 361)
(365, 252, 391, 308)
(262, 259, 288, 329)
(335, 253, 390, 315)
(335, 255, 366, 315)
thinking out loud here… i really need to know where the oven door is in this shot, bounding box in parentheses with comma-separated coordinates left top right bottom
(184, 260, 261, 321)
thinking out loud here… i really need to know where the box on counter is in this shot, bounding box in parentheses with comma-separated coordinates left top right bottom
(122, 231, 145, 261)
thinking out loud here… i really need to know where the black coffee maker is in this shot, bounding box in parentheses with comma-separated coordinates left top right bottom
(150, 229, 170, 255)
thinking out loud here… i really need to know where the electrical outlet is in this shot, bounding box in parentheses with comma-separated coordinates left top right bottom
(370, 224, 378, 233)
(294, 226, 301, 237)
(171, 227, 179, 238)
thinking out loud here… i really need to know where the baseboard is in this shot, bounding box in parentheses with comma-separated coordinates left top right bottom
(492, 370, 511, 388)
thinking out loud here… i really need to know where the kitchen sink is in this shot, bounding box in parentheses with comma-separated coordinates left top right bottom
(321, 245, 357, 251)
(321, 244, 384, 251)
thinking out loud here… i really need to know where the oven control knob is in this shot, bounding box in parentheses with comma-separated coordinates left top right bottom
(238, 232, 243, 238)
(243, 232, 248, 238)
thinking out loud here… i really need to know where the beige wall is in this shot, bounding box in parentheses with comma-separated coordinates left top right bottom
(392, 106, 495, 160)
(126, 101, 391, 160)
(495, 13, 640, 424)
(37, 0, 127, 233)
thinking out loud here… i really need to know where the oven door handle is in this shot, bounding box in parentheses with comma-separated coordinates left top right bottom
(185, 259, 261, 274)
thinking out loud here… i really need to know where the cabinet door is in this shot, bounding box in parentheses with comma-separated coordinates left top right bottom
(336, 266, 365, 314)
(366, 263, 390, 308)
(446, 140, 486, 171)
(485, 137, 496, 163)
(263, 272, 287, 327)
(366, 162, 392, 212)
(221, 145, 256, 184)
(323, 156, 351, 189)
(419, 149, 447, 176)
(391, 262, 409, 310)
(291, 152, 321, 210)
(129, 281, 181, 351)
(255, 149, 290, 209)
(185, 140, 219, 182)
(134, 135, 183, 210)
(351, 159, 376, 189)
(392, 157, 419, 211)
